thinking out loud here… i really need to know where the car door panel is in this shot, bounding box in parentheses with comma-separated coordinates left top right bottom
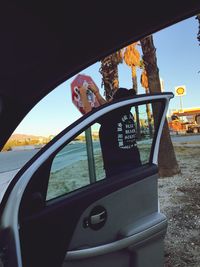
(19, 165, 158, 267)
(65, 213, 166, 267)
(66, 173, 158, 252)
(0, 93, 173, 267)
(64, 173, 167, 267)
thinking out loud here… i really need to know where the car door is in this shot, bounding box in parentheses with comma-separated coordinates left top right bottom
(0, 93, 173, 267)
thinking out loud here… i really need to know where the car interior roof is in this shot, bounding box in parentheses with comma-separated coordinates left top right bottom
(0, 1, 200, 148)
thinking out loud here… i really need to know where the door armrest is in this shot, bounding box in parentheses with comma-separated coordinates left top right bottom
(65, 212, 167, 260)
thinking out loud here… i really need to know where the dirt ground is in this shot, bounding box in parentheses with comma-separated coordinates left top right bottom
(158, 142, 200, 267)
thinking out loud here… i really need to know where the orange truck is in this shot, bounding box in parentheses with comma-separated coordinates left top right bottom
(168, 107, 200, 134)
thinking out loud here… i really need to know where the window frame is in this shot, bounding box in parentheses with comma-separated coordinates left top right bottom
(44, 95, 167, 201)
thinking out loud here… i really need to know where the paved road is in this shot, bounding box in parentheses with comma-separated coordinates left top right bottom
(1, 135, 200, 174)
(0, 135, 200, 201)
(51, 142, 100, 172)
(0, 142, 101, 173)
(0, 149, 38, 173)
(0, 142, 101, 200)
(171, 134, 200, 143)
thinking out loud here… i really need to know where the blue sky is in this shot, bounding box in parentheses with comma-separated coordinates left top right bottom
(15, 16, 200, 137)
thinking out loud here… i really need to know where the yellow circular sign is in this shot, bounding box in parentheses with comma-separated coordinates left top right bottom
(176, 87, 185, 95)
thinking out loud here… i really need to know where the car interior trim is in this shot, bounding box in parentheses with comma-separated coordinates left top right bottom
(65, 212, 167, 260)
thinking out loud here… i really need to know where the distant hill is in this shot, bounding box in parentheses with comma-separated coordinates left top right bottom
(9, 134, 46, 140)
(2, 133, 53, 151)
(2, 134, 54, 151)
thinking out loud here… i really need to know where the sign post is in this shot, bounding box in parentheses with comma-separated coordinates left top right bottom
(71, 74, 98, 183)
(175, 85, 186, 112)
(85, 128, 96, 184)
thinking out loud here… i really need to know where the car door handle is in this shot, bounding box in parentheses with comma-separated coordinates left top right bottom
(90, 211, 106, 225)
(65, 212, 167, 261)
(83, 206, 107, 230)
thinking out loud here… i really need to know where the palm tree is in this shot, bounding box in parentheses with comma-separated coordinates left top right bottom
(131, 74, 141, 139)
(123, 43, 141, 139)
(140, 68, 153, 138)
(100, 45, 142, 139)
(99, 51, 122, 101)
(140, 35, 180, 176)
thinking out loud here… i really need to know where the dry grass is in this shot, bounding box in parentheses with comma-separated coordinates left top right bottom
(159, 144, 200, 267)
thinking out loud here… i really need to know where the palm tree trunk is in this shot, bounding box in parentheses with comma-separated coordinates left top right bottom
(144, 88, 153, 138)
(132, 76, 141, 139)
(100, 53, 120, 101)
(141, 35, 180, 176)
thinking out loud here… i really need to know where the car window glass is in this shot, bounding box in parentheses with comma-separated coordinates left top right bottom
(46, 101, 163, 201)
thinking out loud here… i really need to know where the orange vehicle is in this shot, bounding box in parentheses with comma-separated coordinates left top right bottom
(169, 108, 200, 134)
